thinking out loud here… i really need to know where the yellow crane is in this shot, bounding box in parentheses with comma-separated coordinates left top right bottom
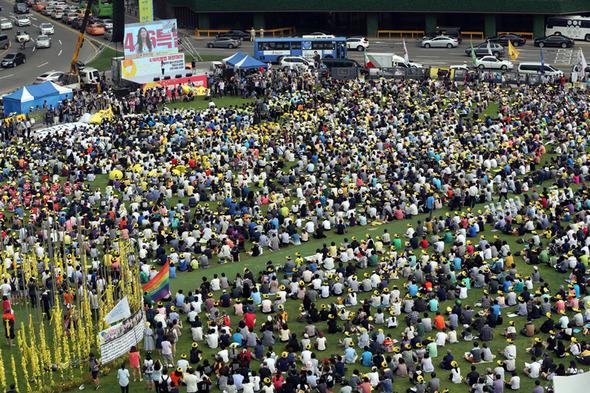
(70, 0, 96, 75)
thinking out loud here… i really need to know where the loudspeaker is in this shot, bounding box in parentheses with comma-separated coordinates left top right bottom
(153, 77, 160, 81)
(175, 74, 182, 78)
(112, 0, 124, 43)
(163, 76, 171, 80)
(185, 73, 192, 77)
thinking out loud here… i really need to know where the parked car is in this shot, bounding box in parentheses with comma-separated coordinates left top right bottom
(14, 2, 29, 14)
(421, 35, 458, 48)
(15, 31, 30, 43)
(207, 37, 240, 48)
(0, 34, 9, 49)
(518, 62, 563, 77)
(487, 33, 527, 46)
(1, 52, 26, 67)
(35, 34, 51, 48)
(15, 15, 31, 27)
(346, 37, 369, 51)
(0, 18, 13, 30)
(215, 30, 250, 41)
(35, 71, 64, 85)
(279, 56, 314, 70)
(474, 55, 513, 70)
(302, 32, 335, 38)
(39, 23, 54, 35)
(534, 34, 574, 48)
(86, 23, 106, 36)
(464, 42, 505, 58)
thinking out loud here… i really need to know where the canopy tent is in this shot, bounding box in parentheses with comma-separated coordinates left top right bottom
(3, 82, 73, 116)
(223, 52, 268, 70)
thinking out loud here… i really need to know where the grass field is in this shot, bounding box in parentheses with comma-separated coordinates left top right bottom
(0, 100, 576, 393)
(87, 46, 121, 72)
(166, 96, 255, 111)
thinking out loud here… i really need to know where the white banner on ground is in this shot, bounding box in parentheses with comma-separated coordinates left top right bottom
(103, 296, 132, 325)
(554, 372, 590, 393)
(98, 309, 144, 365)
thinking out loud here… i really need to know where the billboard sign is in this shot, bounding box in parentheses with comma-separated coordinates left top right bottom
(124, 19, 178, 59)
(121, 53, 186, 80)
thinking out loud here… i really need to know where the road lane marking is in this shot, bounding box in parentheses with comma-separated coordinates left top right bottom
(0, 74, 15, 80)
(59, 40, 62, 45)
(58, 49, 62, 56)
(37, 61, 48, 68)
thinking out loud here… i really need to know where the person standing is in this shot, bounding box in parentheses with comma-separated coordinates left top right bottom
(118, 362, 131, 393)
(129, 346, 142, 382)
(250, 27, 256, 42)
(2, 308, 15, 347)
(89, 352, 101, 390)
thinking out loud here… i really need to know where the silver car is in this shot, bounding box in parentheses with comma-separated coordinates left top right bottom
(421, 35, 459, 48)
(35, 35, 51, 49)
(207, 37, 240, 49)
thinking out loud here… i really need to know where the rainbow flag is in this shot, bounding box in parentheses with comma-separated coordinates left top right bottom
(143, 262, 170, 302)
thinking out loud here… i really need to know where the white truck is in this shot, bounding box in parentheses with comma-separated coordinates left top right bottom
(364, 52, 423, 77)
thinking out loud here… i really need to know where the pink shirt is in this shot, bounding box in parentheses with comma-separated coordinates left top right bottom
(129, 351, 140, 369)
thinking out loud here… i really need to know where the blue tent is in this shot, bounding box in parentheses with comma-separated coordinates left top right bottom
(223, 52, 268, 70)
(3, 81, 73, 116)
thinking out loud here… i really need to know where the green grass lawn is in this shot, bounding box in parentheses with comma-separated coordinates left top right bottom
(166, 97, 255, 111)
(0, 100, 579, 393)
(87, 46, 121, 72)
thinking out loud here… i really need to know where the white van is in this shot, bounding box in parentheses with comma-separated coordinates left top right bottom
(517, 62, 563, 77)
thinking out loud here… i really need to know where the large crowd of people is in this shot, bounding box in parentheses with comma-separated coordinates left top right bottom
(0, 65, 590, 393)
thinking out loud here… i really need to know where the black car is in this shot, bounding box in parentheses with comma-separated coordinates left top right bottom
(216, 30, 250, 41)
(487, 33, 527, 46)
(534, 34, 575, 48)
(464, 42, 505, 57)
(14, 2, 28, 14)
(1, 52, 26, 68)
(0, 34, 8, 50)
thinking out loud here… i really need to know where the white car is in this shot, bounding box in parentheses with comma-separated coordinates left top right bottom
(346, 37, 369, 51)
(15, 31, 30, 43)
(40, 23, 55, 35)
(35, 70, 64, 84)
(302, 32, 335, 39)
(279, 56, 314, 70)
(52, 10, 65, 20)
(422, 35, 458, 48)
(0, 18, 13, 30)
(474, 55, 514, 70)
(450, 64, 471, 71)
(35, 35, 51, 49)
(15, 15, 31, 27)
(102, 18, 113, 30)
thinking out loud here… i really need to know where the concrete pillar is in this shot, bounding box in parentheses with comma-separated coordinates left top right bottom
(198, 13, 210, 29)
(253, 13, 265, 29)
(425, 14, 437, 33)
(533, 15, 545, 39)
(484, 15, 496, 38)
(366, 13, 378, 37)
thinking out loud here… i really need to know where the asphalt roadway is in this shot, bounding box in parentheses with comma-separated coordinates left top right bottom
(0, 0, 97, 94)
(191, 36, 590, 72)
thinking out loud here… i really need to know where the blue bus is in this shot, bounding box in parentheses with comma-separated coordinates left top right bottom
(253, 37, 347, 63)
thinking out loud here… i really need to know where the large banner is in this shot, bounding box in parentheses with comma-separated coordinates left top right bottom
(121, 53, 186, 80)
(124, 19, 178, 59)
(98, 309, 144, 365)
(138, 0, 154, 23)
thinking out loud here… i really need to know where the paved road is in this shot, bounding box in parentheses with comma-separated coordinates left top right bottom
(0, 0, 97, 94)
(191, 36, 590, 72)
